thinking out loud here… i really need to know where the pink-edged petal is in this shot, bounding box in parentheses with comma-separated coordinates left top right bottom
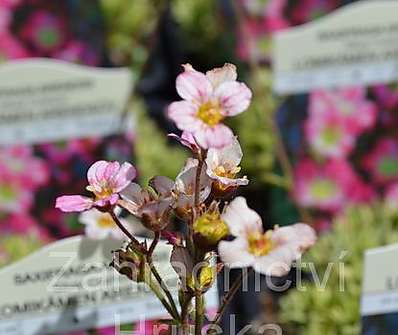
(273, 223, 316, 252)
(56, 195, 93, 212)
(253, 246, 297, 276)
(207, 136, 243, 168)
(87, 160, 108, 186)
(221, 196, 262, 237)
(112, 162, 136, 192)
(103, 161, 120, 181)
(168, 101, 201, 132)
(215, 81, 252, 116)
(149, 175, 174, 197)
(206, 63, 237, 89)
(168, 131, 199, 151)
(193, 124, 234, 149)
(218, 238, 255, 268)
(176, 64, 212, 102)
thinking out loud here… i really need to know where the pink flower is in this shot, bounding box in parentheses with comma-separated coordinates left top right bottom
(0, 177, 33, 213)
(0, 145, 49, 190)
(363, 138, 398, 185)
(292, 158, 369, 212)
(237, 17, 288, 61)
(56, 160, 136, 212)
(20, 10, 66, 53)
(290, 0, 339, 25)
(0, 32, 30, 60)
(0, 6, 11, 33)
(305, 111, 356, 158)
(54, 40, 100, 66)
(2, 213, 36, 234)
(385, 183, 398, 210)
(309, 88, 377, 135)
(372, 84, 398, 111)
(168, 63, 252, 149)
(218, 197, 316, 276)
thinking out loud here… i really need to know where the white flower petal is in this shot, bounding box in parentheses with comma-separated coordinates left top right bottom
(221, 196, 263, 237)
(218, 238, 255, 268)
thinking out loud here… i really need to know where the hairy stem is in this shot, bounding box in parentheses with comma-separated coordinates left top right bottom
(110, 210, 145, 252)
(194, 157, 204, 208)
(146, 265, 180, 321)
(147, 255, 180, 321)
(195, 292, 205, 335)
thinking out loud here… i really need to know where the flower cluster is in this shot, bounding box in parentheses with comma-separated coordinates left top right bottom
(56, 63, 316, 332)
(0, 0, 101, 65)
(0, 146, 49, 237)
(291, 82, 398, 230)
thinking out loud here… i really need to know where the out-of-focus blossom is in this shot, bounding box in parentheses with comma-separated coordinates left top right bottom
(54, 40, 100, 66)
(56, 160, 136, 212)
(168, 63, 252, 149)
(363, 138, 398, 185)
(79, 208, 131, 240)
(372, 84, 398, 111)
(0, 32, 30, 60)
(293, 158, 370, 212)
(206, 137, 248, 192)
(0, 145, 49, 190)
(290, 0, 339, 25)
(305, 111, 356, 158)
(0, 177, 33, 213)
(309, 88, 377, 136)
(385, 182, 398, 210)
(38, 139, 99, 164)
(0, 6, 11, 32)
(20, 10, 66, 53)
(218, 197, 316, 276)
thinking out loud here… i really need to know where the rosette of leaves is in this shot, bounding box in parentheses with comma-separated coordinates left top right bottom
(100, 0, 164, 69)
(133, 99, 188, 186)
(278, 204, 398, 335)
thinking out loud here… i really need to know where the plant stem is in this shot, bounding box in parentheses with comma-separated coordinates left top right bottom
(147, 255, 180, 321)
(146, 264, 180, 321)
(194, 156, 204, 208)
(210, 268, 252, 331)
(110, 210, 145, 252)
(195, 292, 204, 335)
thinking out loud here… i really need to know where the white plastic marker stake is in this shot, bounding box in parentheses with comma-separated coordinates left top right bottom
(272, 1, 398, 94)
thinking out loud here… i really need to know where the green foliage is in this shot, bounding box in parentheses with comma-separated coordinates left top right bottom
(133, 100, 188, 186)
(100, 0, 163, 69)
(0, 235, 43, 267)
(171, 0, 237, 67)
(234, 68, 281, 187)
(279, 204, 398, 335)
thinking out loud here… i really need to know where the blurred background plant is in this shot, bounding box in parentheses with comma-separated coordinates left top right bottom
(278, 202, 398, 335)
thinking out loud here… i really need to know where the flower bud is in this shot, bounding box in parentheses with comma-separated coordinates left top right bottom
(198, 264, 215, 291)
(110, 248, 147, 282)
(193, 209, 229, 249)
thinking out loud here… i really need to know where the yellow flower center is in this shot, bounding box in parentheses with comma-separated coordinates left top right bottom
(247, 231, 273, 257)
(214, 165, 241, 179)
(97, 214, 117, 228)
(87, 184, 114, 200)
(197, 101, 224, 126)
